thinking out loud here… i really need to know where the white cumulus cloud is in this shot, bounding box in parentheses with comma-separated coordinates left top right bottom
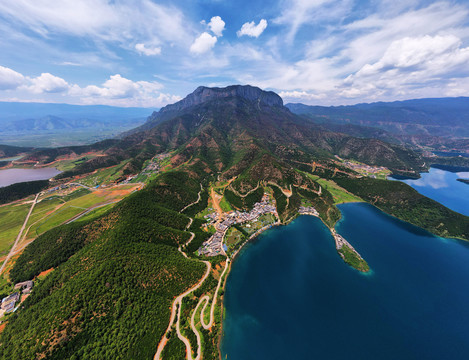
(0, 65, 26, 90)
(208, 16, 225, 37)
(27, 73, 69, 93)
(71, 74, 162, 99)
(237, 19, 267, 38)
(135, 43, 161, 56)
(190, 32, 217, 54)
(69, 74, 178, 107)
(0, 66, 181, 107)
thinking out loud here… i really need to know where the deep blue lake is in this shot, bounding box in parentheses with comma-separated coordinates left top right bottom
(391, 167, 469, 216)
(222, 203, 469, 359)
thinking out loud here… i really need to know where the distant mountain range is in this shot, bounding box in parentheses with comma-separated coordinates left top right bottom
(0, 102, 152, 123)
(286, 98, 469, 151)
(0, 102, 151, 147)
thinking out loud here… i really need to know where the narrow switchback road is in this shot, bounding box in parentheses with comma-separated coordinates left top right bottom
(154, 260, 211, 360)
(200, 259, 229, 330)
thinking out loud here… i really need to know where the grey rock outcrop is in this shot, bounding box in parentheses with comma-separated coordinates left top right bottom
(160, 85, 283, 114)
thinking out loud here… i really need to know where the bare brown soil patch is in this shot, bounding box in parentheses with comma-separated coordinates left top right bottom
(37, 267, 54, 279)
(211, 188, 223, 215)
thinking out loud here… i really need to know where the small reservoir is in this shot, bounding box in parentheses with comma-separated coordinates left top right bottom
(0, 168, 61, 188)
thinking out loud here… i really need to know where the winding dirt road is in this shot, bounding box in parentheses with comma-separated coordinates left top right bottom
(154, 260, 211, 360)
(180, 184, 203, 213)
(189, 296, 206, 360)
(200, 259, 229, 330)
(154, 183, 233, 360)
(210, 188, 223, 215)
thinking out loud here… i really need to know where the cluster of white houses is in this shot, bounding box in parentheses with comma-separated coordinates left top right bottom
(199, 195, 278, 256)
(342, 160, 387, 175)
(298, 206, 319, 217)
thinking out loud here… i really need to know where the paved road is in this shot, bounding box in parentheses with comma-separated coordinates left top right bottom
(0, 193, 39, 275)
(65, 200, 120, 224)
(67, 182, 93, 190)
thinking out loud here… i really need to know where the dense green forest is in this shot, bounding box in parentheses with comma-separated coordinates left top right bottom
(334, 176, 469, 240)
(0, 180, 49, 204)
(224, 186, 264, 211)
(0, 144, 32, 158)
(1, 171, 207, 359)
(297, 187, 341, 228)
(270, 185, 302, 222)
(337, 245, 370, 272)
(428, 156, 469, 172)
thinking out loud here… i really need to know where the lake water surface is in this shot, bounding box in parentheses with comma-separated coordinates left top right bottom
(222, 203, 469, 359)
(0, 168, 61, 187)
(391, 167, 469, 216)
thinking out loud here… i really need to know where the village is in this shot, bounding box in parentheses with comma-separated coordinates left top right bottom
(199, 194, 278, 256)
(331, 229, 365, 260)
(121, 152, 170, 184)
(342, 160, 389, 178)
(298, 206, 319, 216)
(199, 194, 321, 257)
(333, 155, 389, 178)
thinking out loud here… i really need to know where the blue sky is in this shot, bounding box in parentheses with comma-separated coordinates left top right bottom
(1, 0, 469, 107)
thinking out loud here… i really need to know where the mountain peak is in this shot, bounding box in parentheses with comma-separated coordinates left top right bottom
(160, 85, 283, 114)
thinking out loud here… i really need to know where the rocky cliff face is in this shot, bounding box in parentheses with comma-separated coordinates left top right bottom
(160, 85, 283, 114)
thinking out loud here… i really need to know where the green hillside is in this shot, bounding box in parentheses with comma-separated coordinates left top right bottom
(1, 172, 206, 359)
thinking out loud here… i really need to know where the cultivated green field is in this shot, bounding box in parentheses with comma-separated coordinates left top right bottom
(316, 178, 363, 204)
(28, 192, 109, 236)
(55, 155, 98, 171)
(225, 227, 244, 247)
(76, 161, 130, 187)
(306, 173, 362, 204)
(75, 203, 116, 223)
(219, 196, 233, 212)
(240, 214, 276, 236)
(0, 203, 30, 257)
